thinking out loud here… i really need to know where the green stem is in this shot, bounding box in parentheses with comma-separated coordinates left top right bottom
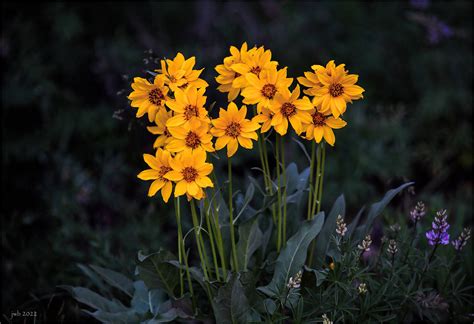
(210, 172, 228, 279)
(308, 143, 326, 267)
(275, 135, 283, 253)
(262, 134, 277, 225)
(174, 197, 184, 297)
(316, 143, 326, 214)
(175, 197, 195, 309)
(228, 158, 239, 271)
(307, 141, 316, 221)
(281, 135, 287, 246)
(310, 143, 323, 219)
(190, 200, 210, 281)
(204, 197, 220, 281)
(258, 132, 270, 192)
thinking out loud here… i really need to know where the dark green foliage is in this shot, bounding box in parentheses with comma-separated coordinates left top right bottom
(66, 182, 473, 322)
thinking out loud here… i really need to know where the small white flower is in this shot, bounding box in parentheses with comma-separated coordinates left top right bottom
(322, 313, 333, 324)
(287, 270, 303, 289)
(336, 215, 347, 237)
(357, 235, 372, 252)
(358, 282, 368, 295)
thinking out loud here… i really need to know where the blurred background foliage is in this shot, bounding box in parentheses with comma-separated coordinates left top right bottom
(1, 0, 472, 321)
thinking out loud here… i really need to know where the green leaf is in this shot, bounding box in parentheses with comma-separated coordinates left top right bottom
(236, 218, 263, 270)
(76, 263, 108, 293)
(311, 194, 345, 268)
(60, 285, 127, 313)
(130, 281, 149, 314)
(257, 213, 325, 299)
(90, 264, 134, 297)
(304, 265, 329, 287)
(353, 182, 414, 242)
(346, 205, 365, 238)
(284, 162, 299, 194)
(167, 260, 217, 296)
(84, 309, 142, 323)
(234, 182, 256, 224)
(136, 250, 179, 297)
(213, 273, 252, 324)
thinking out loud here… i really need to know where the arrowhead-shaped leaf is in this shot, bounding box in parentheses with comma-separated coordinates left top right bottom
(236, 218, 263, 270)
(136, 250, 179, 298)
(90, 264, 134, 297)
(257, 213, 324, 299)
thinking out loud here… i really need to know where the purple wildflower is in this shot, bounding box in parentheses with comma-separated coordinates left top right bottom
(425, 210, 450, 246)
(452, 227, 471, 251)
(410, 201, 426, 223)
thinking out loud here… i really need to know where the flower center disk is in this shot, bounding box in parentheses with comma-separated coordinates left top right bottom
(281, 103, 296, 117)
(225, 122, 241, 138)
(182, 167, 198, 182)
(148, 88, 165, 106)
(184, 105, 199, 120)
(250, 66, 261, 75)
(261, 84, 277, 99)
(329, 83, 344, 97)
(312, 112, 326, 126)
(185, 131, 201, 149)
(158, 166, 172, 181)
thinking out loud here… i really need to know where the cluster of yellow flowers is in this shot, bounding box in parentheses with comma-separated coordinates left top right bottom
(129, 44, 364, 203)
(216, 42, 364, 143)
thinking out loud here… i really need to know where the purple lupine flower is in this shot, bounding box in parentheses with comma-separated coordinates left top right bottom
(410, 201, 426, 223)
(452, 227, 471, 251)
(425, 209, 450, 246)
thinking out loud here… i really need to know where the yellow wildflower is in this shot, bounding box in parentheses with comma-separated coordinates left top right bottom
(296, 65, 326, 95)
(147, 108, 173, 148)
(268, 85, 313, 135)
(165, 87, 209, 128)
(303, 101, 347, 146)
(137, 149, 174, 202)
(241, 66, 293, 112)
(306, 60, 364, 118)
(215, 42, 256, 101)
(210, 102, 260, 157)
(252, 107, 273, 133)
(159, 52, 208, 92)
(230, 45, 278, 89)
(164, 149, 214, 200)
(128, 75, 170, 122)
(166, 119, 214, 153)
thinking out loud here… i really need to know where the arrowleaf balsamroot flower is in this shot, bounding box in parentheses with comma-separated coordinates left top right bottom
(166, 87, 209, 127)
(215, 42, 257, 101)
(128, 75, 170, 122)
(164, 149, 213, 200)
(166, 119, 214, 153)
(267, 85, 313, 135)
(158, 52, 208, 92)
(211, 102, 260, 157)
(303, 101, 347, 146)
(147, 108, 173, 148)
(230, 45, 278, 89)
(137, 149, 173, 202)
(297, 64, 325, 94)
(301, 60, 365, 118)
(241, 66, 293, 112)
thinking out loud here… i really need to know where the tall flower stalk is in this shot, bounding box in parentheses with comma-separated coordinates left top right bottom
(228, 158, 239, 271)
